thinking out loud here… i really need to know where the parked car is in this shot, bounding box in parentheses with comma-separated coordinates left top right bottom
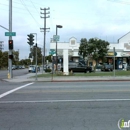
(15, 65, 19, 69)
(12, 65, 16, 70)
(28, 65, 40, 73)
(21, 65, 25, 69)
(126, 65, 130, 71)
(101, 63, 113, 71)
(61, 61, 92, 73)
(28, 65, 34, 72)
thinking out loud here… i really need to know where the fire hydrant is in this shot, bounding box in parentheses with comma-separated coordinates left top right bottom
(7, 73, 10, 79)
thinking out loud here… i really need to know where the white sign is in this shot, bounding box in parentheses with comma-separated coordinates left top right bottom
(53, 35, 60, 42)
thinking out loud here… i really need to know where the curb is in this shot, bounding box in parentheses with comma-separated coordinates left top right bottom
(51, 79, 130, 82)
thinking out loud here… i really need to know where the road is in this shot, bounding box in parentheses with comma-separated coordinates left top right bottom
(0, 68, 28, 79)
(0, 81, 129, 130)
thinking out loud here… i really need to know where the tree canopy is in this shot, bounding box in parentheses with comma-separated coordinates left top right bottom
(0, 50, 20, 69)
(29, 46, 43, 65)
(78, 38, 110, 63)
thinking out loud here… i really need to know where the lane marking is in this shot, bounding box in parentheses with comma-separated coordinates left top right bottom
(0, 82, 34, 99)
(0, 99, 130, 103)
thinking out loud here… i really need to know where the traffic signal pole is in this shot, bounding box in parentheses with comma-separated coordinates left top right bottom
(8, 0, 13, 79)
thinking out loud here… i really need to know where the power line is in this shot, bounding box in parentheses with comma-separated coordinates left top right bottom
(107, 0, 130, 5)
(0, 2, 40, 14)
(20, 0, 41, 28)
(5, 0, 46, 8)
(30, 0, 40, 14)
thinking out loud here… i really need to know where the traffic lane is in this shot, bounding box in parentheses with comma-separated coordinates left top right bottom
(1, 81, 130, 101)
(0, 81, 33, 96)
(0, 70, 8, 79)
(0, 101, 129, 130)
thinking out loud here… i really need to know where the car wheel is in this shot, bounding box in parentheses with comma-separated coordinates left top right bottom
(89, 70, 91, 73)
(85, 70, 88, 73)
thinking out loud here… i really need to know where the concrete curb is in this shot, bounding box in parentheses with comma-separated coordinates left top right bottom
(3, 77, 130, 83)
(2, 72, 130, 82)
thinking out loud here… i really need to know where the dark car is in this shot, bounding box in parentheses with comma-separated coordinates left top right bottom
(101, 63, 113, 71)
(126, 65, 130, 71)
(61, 62, 92, 73)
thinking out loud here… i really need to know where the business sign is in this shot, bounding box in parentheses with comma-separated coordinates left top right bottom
(121, 52, 130, 56)
(107, 52, 114, 56)
(107, 52, 117, 56)
(53, 35, 60, 42)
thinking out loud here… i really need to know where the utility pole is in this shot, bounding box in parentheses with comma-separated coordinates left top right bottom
(113, 47, 115, 77)
(9, 0, 13, 78)
(40, 7, 50, 73)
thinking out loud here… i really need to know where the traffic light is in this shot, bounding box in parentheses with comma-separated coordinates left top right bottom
(8, 40, 13, 50)
(9, 54, 13, 59)
(27, 34, 34, 46)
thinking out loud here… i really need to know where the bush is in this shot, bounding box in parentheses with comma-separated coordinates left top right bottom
(45, 68, 51, 72)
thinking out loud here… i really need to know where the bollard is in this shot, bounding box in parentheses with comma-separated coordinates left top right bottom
(8, 73, 10, 79)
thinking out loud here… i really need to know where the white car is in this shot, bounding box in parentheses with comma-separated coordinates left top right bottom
(28, 65, 35, 72)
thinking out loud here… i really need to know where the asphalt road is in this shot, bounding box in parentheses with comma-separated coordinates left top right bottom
(0, 81, 130, 130)
(0, 68, 28, 79)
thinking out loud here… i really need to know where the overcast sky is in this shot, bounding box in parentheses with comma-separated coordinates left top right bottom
(0, 0, 130, 60)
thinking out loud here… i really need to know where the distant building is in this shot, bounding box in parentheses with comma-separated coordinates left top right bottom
(0, 41, 4, 51)
(50, 32, 130, 70)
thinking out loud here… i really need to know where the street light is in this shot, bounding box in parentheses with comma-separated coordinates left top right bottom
(56, 25, 63, 71)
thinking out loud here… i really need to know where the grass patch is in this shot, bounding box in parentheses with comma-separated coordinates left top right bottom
(73, 71, 130, 76)
(34, 70, 130, 78)
(36, 73, 52, 77)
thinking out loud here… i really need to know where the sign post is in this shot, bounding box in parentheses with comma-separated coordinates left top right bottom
(113, 47, 115, 77)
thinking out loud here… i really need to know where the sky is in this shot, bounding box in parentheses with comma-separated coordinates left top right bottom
(1, 0, 130, 60)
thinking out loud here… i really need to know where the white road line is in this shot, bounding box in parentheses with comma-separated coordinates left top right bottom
(0, 82, 34, 99)
(0, 99, 130, 103)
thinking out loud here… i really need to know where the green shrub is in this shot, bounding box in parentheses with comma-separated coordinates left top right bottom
(45, 68, 51, 72)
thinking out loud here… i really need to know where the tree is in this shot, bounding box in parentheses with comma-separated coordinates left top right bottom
(79, 38, 109, 64)
(45, 55, 52, 62)
(19, 59, 31, 66)
(29, 46, 42, 65)
(1, 51, 8, 68)
(78, 38, 88, 59)
(0, 50, 2, 69)
(12, 50, 19, 65)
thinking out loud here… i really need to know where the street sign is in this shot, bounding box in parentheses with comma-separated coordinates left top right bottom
(5, 32, 16, 36)
(49, 49, 56, 55)
(53, 35, 60, 42)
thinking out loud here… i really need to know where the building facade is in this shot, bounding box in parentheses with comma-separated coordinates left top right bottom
(50, 32, 130, 70)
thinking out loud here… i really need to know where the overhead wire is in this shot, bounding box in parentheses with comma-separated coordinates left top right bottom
(0, 1, 39, 15)
(107, 0, 130, 5)
(20, 0, 41, 28)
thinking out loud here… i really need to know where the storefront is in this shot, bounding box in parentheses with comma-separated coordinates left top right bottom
(50, 32, 130, 69)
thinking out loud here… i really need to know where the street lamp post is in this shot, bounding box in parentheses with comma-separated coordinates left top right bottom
(56, 25, 63, 71)
(31, 33, 37, 81)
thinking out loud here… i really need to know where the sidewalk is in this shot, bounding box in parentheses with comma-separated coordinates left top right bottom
(3, 72, 130, 82)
